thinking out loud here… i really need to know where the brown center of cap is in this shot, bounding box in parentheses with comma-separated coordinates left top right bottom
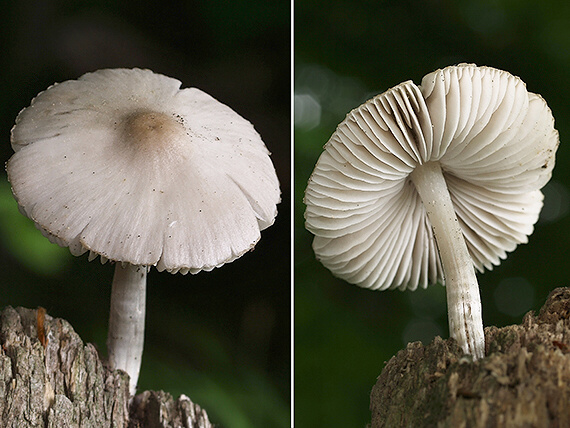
(123, 111, 185, 154)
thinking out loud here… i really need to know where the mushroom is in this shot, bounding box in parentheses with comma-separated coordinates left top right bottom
(304, 64, 558, 360)
(7, 68, 280, 395)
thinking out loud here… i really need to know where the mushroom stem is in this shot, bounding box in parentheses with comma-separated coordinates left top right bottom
(410, 161, 485, 360)
(107, 263, 147, 396)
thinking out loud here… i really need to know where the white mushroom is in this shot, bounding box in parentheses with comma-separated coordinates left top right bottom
(7, 68, 280, 395)
(304, 64, 558, 360)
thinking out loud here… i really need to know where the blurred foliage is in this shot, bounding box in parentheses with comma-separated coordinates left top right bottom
(0, 180, 71, 275)
(0, 1, 290, 427)
(295, 0, 570, 426)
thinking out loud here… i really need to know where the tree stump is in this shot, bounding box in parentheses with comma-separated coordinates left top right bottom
(0, 306, 212, 428)
(370, 287, 570, 427)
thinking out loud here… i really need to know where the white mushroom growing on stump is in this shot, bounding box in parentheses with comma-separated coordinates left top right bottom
(304, 64, 558, 360)
(7, 68, 280, 395)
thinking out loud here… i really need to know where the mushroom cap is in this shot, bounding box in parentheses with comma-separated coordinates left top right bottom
(304, 64, 558, 291)
(8, 68, 280, 274)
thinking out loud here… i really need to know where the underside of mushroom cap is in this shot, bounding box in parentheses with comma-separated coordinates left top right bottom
(304, 64, 558, 291)
(8, 68, 280, 274)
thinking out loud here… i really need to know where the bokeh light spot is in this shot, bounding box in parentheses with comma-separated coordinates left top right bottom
(540, 180, 570, 223)
(294, 93, 321, 130)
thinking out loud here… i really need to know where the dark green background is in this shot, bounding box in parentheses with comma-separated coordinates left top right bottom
(5, 0, 570, 427)
(295, 1, 570, 427)
(0, 1, 290, 428)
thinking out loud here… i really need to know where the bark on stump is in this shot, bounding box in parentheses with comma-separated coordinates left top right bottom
(370, 287, 570, 428)
(0, 306, 213, 428)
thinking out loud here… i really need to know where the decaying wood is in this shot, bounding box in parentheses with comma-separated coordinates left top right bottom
(0, 306, 212, 428)
(370, 287, 570, 427)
